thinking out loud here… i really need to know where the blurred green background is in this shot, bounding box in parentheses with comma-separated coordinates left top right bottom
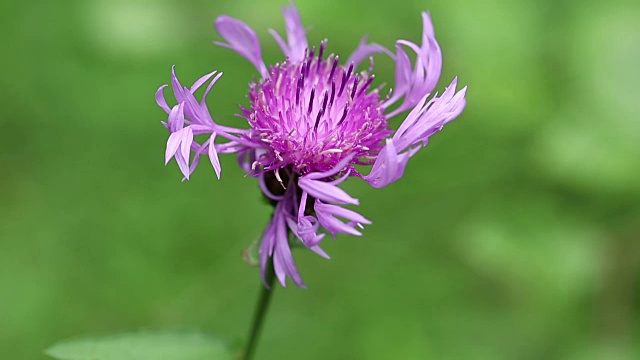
(2, 0, 639, 359)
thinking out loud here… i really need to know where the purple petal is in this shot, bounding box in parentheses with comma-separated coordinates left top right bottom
(208, 133, 222, 179)
(392, 93, 432, 147)
(270, 209, 288, 286)
(180, 126, 193, 169)
(165, 130, 182, 165)
(286, 215, 326, 252)
(214, 16, 267, 77)
(315, 200, 370, 237)
(316, 201, 371, 225)
(383, 45, 412, 107)
(236, 149, 255, 173)
(273, 237, 305, 288)
(182, 142, 206, 181)
(259, 171, 285, 201)
(298, 156, 358, 204)
(175, 150, 191, 180)
(190, 71, 218, 93)
(363, 139, 417, 188)
(259, 202, 306, 288)
(421, 12, 442, 93)
(269, 2, 308, 62)
(298, 177, 359, 205)
(166, 68, 215, 128)
(164, 104, 186, 164)
(201, 72, 224, 107)
(291, 191, 327, 248)
(298, 217, 325, 246)
(309, 245, 330, 259)
(384, 12, 443, 117)
(259, 217, 277, 288)
(272, 203, 305, 287)
(392, 77, 466, 152)
(298, 191, 309, 219)
(166, 102, 185, 133)
(268, 29, 289, 58)
(155, 84, 171, 113)
(303, 154, 355, 180)
(158, 69, 248, 183)
(346, 35, 392, 67)
(171, 66, 187, 104)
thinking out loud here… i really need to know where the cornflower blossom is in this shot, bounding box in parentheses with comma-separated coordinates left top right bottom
(156, 3, 466, 287)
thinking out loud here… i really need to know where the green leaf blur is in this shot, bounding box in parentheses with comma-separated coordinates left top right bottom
(45, 331, 232, 360)
(1, 0, 639, 359)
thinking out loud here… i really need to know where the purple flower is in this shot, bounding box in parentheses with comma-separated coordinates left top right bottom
(156, 3, 467, 287)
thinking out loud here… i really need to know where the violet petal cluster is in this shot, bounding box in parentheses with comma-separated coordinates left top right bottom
(156, 3, 467, 287)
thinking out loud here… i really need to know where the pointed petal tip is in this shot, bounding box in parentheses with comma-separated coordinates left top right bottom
(212, 41, 230, 49)
(283, 0, 301, 13)
(421, 12, 436, 34)
(293, 276, 307, 288)
(214, 15, 232, 28)
(155, 85, 171, 113)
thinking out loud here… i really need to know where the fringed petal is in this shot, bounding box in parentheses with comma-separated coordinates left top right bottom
(384, 12, 442, 117)
(268, 2, 308, 62)
(365, 78, 466, 188)
(346, 35, 392, 68)
(392, 77, 467, 152)
(286, 216, 328, 258)
(363, 139, 417, 188)
(158, 68, 250, 182)
(214, 16, 267, 77)
(260, 202, 305, 288)
(292, 191, 326, 248)
(315, 199, 371, 238)
(383, 45, 412, 108)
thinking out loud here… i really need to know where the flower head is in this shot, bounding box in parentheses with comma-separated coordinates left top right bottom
(156, 3, 467, 287)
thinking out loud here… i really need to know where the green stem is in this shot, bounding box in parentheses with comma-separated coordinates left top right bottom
(244, 258, 276, 360)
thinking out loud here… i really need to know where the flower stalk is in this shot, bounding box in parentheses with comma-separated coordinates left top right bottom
(244, 257, 276, 360)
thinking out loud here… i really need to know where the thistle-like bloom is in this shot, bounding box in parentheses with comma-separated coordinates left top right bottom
(156, 3, 466, 287)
